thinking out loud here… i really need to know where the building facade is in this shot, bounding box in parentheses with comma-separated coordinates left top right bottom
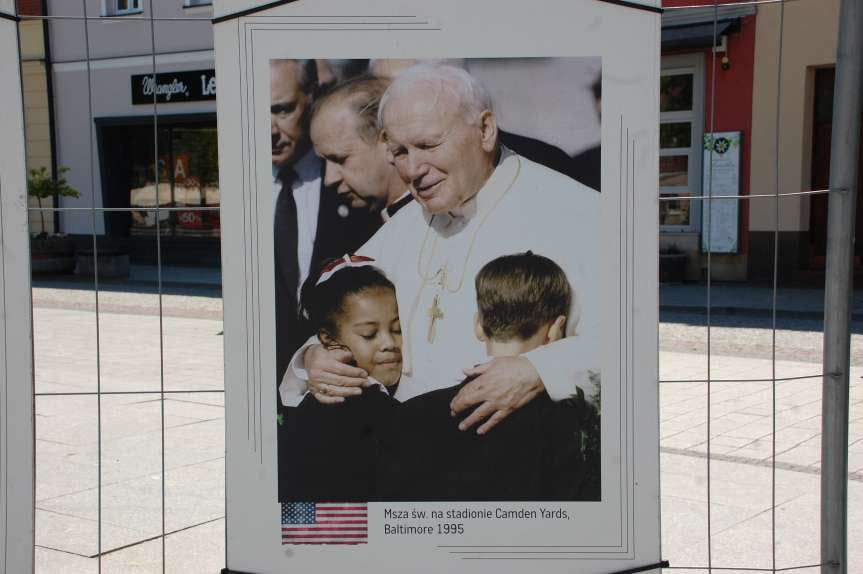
(660, 0, 859, 284)
(748, 0, 860, 284)
(47, 0, 218, 266)
(660, 0, 757, 281)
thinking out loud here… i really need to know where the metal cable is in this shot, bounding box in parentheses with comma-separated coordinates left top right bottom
(664, 0, 802, 10)
(664, 562, 836, 571)
(27, 206, 221, 212)
(705, 2, 720, 570)
(79, 1, 102, 570)
(658, 188, 831, 201)
(771, 3, 787, 572)
(146, 2, 168, 570)
(34, 390, 224, 397)
(659, 373, 832, 384)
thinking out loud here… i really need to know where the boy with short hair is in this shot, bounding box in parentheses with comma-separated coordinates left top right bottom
(381, 251, 599, 501)
(473, 251, 571, 358)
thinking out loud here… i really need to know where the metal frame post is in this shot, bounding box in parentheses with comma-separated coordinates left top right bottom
(0, 1, 37, 572)
(821, 1, 863, 573)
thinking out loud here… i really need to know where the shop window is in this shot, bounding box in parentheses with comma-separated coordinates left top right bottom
(99, 120, 220, 238)
(659, 155, 689, 187)
(659, 55, 703, 233)
(660, 122, 691, 149)
(659, 74, 693, 113)
(659, 193, 691, 227)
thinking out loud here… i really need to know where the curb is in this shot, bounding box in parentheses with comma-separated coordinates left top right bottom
(660, 304, 863, 322)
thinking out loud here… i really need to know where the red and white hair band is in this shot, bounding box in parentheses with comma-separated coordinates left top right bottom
(315, 254, 376, 285)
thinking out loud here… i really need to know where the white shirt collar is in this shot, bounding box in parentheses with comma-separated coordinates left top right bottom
(293, 148, 321, 184)
(272, 148, 320, 186)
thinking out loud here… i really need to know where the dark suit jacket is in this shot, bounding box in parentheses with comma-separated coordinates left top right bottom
(280, 387, 399, 502)
(500, 130, 575, 182)
(279, 378, 599, 502)
(570, 144, 601, 192)
(379, 379, 596, 501)
(500, 130, 601, 192)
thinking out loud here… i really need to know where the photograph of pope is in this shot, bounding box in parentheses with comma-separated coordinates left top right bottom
(272, 58, 602, 502)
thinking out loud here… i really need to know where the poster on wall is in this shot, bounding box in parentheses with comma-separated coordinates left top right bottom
(213, 1, 662, 573)
(701, 131, 742, 253)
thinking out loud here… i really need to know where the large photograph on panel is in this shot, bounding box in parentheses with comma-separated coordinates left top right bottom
(270, 58, 602, 512)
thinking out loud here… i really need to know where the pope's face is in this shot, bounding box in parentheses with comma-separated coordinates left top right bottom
(311, 103, 393, 212)
(331, 288, 403, 388)
(382, 86, 495, 214)
(270, 60, 310, 168)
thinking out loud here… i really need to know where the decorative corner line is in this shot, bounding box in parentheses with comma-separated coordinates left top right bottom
(605, 560, 670, 574)
(0, 11, 21, 23)
(595, 0, 663, 14)
(212, 0, 299, 25)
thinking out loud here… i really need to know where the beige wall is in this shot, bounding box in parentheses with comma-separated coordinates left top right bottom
(749, 0, 839, 232)
(19, 19, 55, 234)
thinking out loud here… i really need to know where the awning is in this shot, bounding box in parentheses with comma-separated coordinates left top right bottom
(661, 5, 756, 50)
(662, 20, 735, 50)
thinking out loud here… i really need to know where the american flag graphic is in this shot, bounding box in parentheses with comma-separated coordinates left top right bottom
(281, 502, 368, 545)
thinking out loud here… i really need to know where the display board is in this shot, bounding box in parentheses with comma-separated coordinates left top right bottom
(701, 131, 742, 254)
(214, 1, 662, 572)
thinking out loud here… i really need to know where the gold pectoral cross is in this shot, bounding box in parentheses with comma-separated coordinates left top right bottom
(427, 294, 444, 343)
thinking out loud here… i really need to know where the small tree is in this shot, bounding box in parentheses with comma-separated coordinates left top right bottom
(27, 166, 79, 237)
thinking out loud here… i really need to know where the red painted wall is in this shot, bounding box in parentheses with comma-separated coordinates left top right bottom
(662, 1, 756, 255)
(16, 0, 42, 16)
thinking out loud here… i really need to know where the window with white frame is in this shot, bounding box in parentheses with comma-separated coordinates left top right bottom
(184, 0, 213, 6)
(106, 0, 142, 15)
(659, 55, 704, 232)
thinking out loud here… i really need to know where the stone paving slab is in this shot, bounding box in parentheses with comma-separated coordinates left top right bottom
(29, 288, 863, 573)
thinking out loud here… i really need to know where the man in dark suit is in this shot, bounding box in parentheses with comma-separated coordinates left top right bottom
(271, 60, 379, 384)
(309, 75, 413, 225)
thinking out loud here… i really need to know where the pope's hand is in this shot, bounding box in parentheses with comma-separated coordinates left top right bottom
(449, 356, 544, 434)
(304, 344, 368, 405)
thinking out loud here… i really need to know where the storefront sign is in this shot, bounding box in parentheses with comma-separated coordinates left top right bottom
(131, 69, 216, 104)
(214, 1, 662, 572)
(701, 131, 742, 253)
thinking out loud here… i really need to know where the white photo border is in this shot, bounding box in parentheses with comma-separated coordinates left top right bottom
(216, 1, 661, 572)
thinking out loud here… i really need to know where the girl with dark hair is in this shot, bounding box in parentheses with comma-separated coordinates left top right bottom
(297, 255, 403, 394)
(279, 255, 401, 502)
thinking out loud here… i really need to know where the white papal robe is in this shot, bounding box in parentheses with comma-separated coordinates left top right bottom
(279, 148, 600, 406)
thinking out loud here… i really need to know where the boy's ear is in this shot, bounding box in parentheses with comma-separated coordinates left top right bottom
(473, 312, 487, 342)
(546, 315, 567, 343)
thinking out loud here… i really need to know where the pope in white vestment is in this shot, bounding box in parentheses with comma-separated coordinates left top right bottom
(281, 146, 600, 405)
(279, 63, 601, 427)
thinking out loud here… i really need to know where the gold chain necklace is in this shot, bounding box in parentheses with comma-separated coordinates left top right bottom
(403, 156, 522, 366)
(415, 156, 522, 293)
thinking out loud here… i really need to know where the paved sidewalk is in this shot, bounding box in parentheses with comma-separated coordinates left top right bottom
(659, 350, 863, 572)
(29, 284, 863, 573)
